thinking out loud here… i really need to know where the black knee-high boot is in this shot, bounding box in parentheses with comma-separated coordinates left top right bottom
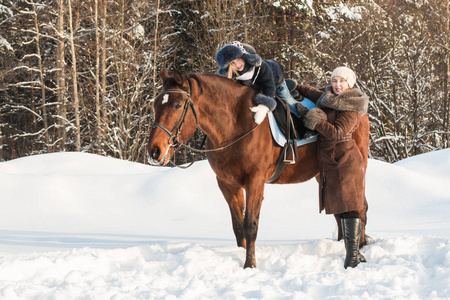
(341, 218, 365, 269)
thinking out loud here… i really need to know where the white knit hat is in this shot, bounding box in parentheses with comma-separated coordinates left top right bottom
(331, 66, 356, 88)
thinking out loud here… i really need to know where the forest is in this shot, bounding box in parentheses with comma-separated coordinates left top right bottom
(0, 0, 449, 164)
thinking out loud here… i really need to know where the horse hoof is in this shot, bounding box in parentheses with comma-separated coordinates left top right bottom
(244, 259, 256, 269)
(237, 240, 247, 249)
(364, 234, 375, 245)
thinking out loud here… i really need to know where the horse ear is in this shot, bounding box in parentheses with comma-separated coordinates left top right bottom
(173, 70, 184, 86)
(159, 68, 170, 83)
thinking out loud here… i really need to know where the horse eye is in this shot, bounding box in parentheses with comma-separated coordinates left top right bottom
(174, 102, 183, 110)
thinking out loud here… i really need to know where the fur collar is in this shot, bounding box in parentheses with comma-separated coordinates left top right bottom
(317, 86, 369, 115)
(236, 63, 255, 80)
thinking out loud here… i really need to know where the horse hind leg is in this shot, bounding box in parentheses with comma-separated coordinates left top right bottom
(217, 179, 246, 249)
(335, 214, 344, 242)
(358, 196, 369, 248)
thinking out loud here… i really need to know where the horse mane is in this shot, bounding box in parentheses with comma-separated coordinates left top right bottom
(185, 73, 255, 101)
(186, 74, 203, 95)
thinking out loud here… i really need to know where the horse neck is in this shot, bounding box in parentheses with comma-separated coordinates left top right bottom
(192, 75, 255, 145)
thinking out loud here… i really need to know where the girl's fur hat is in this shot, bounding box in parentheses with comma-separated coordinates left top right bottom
(216, 41, 262, 76)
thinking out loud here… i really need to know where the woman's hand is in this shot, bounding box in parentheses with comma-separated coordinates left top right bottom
(304, 108, 327, 130)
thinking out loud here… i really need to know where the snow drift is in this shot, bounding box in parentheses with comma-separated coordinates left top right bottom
(0, 149, 449, 299)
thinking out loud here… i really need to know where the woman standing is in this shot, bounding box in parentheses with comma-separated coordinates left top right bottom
(301, 67, 369, 269)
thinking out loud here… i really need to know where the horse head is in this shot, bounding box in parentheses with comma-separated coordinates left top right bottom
(147, 68, 198, 166)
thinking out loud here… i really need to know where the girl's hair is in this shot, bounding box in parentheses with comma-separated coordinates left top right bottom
(227, 63, 239, 79)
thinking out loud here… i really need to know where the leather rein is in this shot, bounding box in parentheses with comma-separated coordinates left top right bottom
(151, 88, 260, 167)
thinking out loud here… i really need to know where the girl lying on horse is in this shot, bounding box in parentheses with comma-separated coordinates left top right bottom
(215, 41, 306, 124)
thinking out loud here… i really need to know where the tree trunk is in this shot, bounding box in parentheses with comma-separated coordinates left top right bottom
(101, 0, 107, 135)
(445, 0, 450, 146)
(242, 0, 248, 43)
(95, 0, 102, 153)
(0, 127, 3, 161)
(68, 0, 81, 151)
(57, 0, 66, 150)
(152, 0, 161, 100)
(33, 3, 50, 152)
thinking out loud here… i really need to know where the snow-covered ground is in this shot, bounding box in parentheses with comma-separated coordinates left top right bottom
(0, 149, 449, 299)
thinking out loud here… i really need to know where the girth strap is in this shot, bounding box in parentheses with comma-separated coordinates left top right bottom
(267, 99, 299, 183)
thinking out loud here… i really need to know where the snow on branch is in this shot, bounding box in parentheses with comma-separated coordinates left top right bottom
(8, 105, 43, 121)
(0, 35, 13, 51)
(326, 4, 364, 21)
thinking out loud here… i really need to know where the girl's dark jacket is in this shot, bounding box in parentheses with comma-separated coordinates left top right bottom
(298, 85, 370, 215)
(216, 44, 282, 111)
(236, 60, 284, 99)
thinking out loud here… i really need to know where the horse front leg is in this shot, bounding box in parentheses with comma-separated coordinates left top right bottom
(217, 178, 246, 248)
(243, 177, 265, 269)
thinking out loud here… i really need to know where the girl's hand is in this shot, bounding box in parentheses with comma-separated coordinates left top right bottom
(250, 105, 270, 124)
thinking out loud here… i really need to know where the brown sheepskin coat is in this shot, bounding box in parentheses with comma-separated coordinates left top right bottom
(298, 85, 370, 215)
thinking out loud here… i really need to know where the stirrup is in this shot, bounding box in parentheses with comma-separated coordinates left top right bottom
(283, 142, 296, 164)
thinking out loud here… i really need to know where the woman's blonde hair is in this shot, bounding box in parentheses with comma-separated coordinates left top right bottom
(227, 63, 239, 79)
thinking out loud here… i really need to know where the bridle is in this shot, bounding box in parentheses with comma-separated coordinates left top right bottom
(151, 89, 198, 149)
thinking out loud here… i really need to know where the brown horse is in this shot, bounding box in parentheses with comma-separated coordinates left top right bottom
(147, 68, 369, 268)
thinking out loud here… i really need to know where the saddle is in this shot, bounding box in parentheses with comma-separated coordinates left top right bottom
(271, 97, 311, 142)
(267, 81, 316, 183)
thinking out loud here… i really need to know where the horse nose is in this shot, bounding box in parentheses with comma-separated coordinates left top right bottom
(150, 146, 161, 161)
(147, 145, 162, 165)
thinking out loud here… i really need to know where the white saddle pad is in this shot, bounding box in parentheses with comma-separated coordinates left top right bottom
(268, 98, 318, 147)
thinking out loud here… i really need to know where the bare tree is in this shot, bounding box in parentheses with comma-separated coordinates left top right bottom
(0, 126, 3, 161)
(152, 0, 160, 99)
(187, 0, 243, 71)
(68, 0, 81, 151)
(94, 0, 102, 153)
(56, 0, 67, 151)
(442, 0, 450, 146)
